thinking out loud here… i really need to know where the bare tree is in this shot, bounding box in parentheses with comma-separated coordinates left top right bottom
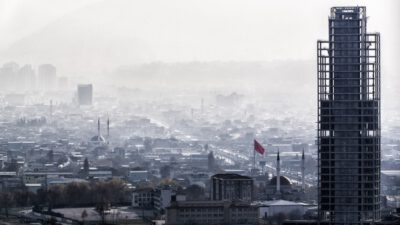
(185, 185, 205, 201)
(81, 209, 88, 224)
(0, 192, 14, 218)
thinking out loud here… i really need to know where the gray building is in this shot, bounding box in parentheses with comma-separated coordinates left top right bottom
(211, 173, 253, 202)
(77, 84, 93, 105)
(317, 6, 381, 224)
(38, 64, 57, 91)
(166, 201, 258, 225)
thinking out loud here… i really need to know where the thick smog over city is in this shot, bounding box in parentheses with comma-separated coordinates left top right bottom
(0, 1, 399, 225)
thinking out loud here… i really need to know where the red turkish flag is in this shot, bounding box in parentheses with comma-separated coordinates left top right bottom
(254, 139, 265, 155)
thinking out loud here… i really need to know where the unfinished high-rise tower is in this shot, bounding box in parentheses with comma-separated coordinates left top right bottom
(317, 6, 381, 224)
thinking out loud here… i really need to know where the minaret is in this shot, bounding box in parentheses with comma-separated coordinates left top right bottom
(301, 149, 305, 190)
(97, 118, 101, 141)
(107, 117, 110, 144)
(276, 150, 280, 193)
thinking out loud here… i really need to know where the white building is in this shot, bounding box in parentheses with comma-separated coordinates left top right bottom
(254, 200, 312, 219)
(154, 188, 175, 212)
(88, 170, 113, 179)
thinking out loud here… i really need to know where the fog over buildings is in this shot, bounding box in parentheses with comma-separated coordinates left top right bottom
(0, 1, 399, 225)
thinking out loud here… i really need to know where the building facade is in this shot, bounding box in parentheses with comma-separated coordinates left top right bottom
(132, 188, 154, 208)
(38, 64, 57, 91)
(166, 201, 258, 225)
(211, 173, 253, 202)
(255, 200, 312, 219)
(77, 84, 93, 105)
(317, 6, 381, 224)
(154, 187, 175, 212)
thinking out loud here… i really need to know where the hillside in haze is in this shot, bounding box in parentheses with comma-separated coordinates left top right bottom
(0, 0, 338, 77)
(1, 0, 398, 111)
(109, 60, 316, 101)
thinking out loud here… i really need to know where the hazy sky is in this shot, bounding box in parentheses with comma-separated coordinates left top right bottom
(0, 0, 398, 76)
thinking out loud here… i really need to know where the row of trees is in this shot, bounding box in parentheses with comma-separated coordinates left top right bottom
(0, 178, 131, 217)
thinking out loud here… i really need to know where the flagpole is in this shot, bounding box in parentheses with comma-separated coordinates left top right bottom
(253, 140, 256, 170)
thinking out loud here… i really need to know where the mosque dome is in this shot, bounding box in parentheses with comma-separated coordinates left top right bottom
(269, 176, 292, 186)
(90, 135, 106, 142)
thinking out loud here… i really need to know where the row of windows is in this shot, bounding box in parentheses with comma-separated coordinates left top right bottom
(332, 50, 361, 57)
(321, 198, 377, 204)
(178, 208, 256, 214)
(320, 138, 379, 145)
(322, 109, 379, 115)
(179, 213, 223, 218)
(179, 208, 223, 213)
(331, 20, 361, 27)
(217, 180, 252, 185)
(320, 153, 380, 160)
(321, 175, 379, 181)
(230, 213, 257, 217)
(321, 190, 379, 196)
(321, 205, 380, 211)
(320, 101, 378, 108)
(320, 131, 373, 138)
(332, 36, 360, 42)
(177, 213, 256, 220)
(320, 145, 379, 150)
(320, 126, 379, 132)
(319, 94, 371, 101)
(321, 168, 379, 174)
(320, 160, 379, 167)
(320, 70, 377, 79)
(321, 183, 378, 189)
(177, 218, 224, 224)
(134, 194, 152, 198)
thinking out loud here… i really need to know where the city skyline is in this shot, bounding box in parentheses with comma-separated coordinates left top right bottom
(0, 2, 399, 225)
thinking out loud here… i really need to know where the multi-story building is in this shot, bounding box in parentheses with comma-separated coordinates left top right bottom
(132, 187, 154, 208)
(22, 172, 74, 185)
(317, 6, 381, 224)
(381, 170, 400, 196)
(77, 84, 93, 105)
(0, 171, 21, 191)
(166, 201, 258, 225)
(255, 199, 313, 219)
(0, 62, 19, 92)
(18, 64, 35, 92)
(38, 64, 57, 91)
(132, 186, 185, 212)
(211, 173, 253, 202)
(154, 187, 175, 212)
